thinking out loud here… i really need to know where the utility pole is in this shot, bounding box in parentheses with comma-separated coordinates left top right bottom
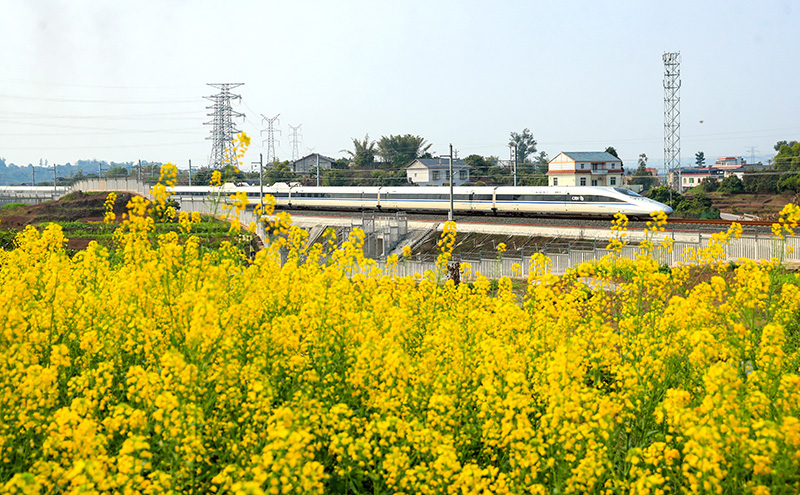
(252, 153, 263, 207)
(188, 159, 192, 187)
(52, 160, 56, 193)
(316, 153, 320, 187)
(32, 162, 36, 186)
(440, 146, 455, 221)
(138, 160, 142, 182)
(449, 144, 454, 221)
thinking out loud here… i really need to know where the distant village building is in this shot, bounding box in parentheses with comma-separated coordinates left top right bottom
(546, 152, 623, 187)
(715, 156, 746, 167)
(292, 153, 335, 174)
(679, 168, 725, 191)
(677, 156, 764, 192)
(406, 158, 470, 186)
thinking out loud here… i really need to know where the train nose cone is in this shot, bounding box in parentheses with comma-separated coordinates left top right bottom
(663, 205, 674, 215)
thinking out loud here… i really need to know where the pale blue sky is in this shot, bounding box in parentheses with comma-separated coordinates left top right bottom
(1, 0, 798, 171)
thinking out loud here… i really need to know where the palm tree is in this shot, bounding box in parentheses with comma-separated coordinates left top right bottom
(341, 134, 377, 168)
(376, 134, 433, 168)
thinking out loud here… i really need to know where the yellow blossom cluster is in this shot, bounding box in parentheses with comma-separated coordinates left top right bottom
(773, 203, 800, 254)
(606, 212, 629, 253)
(0, 197, 799, 494)
(103, 192, 117, 225)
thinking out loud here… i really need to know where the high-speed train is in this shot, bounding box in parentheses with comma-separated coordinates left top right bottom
(171, 184, 673, 219)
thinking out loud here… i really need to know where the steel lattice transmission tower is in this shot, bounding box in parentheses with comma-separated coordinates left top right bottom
(261, 114, 281, 165)
(288, 124, 303, 162)
(204, 83, 245, 169)
(663, 52, 681, 189)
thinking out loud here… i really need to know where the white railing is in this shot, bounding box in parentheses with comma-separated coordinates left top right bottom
(373, 233, 800, 279)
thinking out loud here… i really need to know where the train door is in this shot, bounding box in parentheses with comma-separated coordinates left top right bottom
(469, 191, 475, 211)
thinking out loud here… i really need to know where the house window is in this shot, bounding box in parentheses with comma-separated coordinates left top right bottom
(580, 177, 586, 186)
(553, 178, 558, 186)
(610, 177, 616, 185)
(689, 178, 694, 184)
(592, 179, 598, 186)
(432, 171, 440, 180)
(459, 170, 467, 180)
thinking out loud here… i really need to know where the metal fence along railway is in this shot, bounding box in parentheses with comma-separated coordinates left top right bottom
(372, 234, 800, 279)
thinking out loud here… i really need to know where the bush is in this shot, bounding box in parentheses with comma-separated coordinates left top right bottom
(718, 174, 745, 194)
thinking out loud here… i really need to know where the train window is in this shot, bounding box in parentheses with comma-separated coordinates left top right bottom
(613, 187, 642, 197)
(474, 194, 493, 201)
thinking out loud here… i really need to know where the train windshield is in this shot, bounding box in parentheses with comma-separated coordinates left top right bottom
(613, 187, 642, 198)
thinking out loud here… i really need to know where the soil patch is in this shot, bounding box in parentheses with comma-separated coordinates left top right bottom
(0, 191, 135, 229)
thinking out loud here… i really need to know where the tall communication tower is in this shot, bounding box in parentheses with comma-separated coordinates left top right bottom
(288, 124, 303, 162)
(261, 114, 281, 165)
(663, 52, 681, 189)
(204, 83, 245, 169)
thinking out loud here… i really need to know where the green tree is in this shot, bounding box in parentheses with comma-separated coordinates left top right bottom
(695, 151, 705, 167)
(605, 147, 619, 158)
(464, 155, 492, 182)
(376, 134, 431, 169)
(718, 174, 745, 194)
(647, 186, 684, 209)
(342, 134, 377, 169)
(772, 140, 800, 193)
(509, 128, 537, 164)
(699, 177, 719, 192)
(774, 140, 797, 152)
(743, 170, 779, 194)
(265, 161, 297, 184)
(629, 154, 657, 192)
(533, 151, 549, 174)
(106, 165, 129, 178)
(322, 169, 348, 186)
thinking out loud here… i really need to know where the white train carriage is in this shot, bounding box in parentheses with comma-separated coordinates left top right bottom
(171, 184, 672, 219)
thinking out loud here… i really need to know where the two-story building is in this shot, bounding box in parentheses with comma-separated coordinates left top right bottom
(679, 167, 725, 191)
(547, 151, 624, 187)
(406, 158, 470, 186)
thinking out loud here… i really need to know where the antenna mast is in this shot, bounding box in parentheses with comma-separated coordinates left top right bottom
(663, 52, 681, 191)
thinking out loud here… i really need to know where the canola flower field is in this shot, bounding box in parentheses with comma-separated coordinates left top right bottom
(2, 160, 800, 495)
